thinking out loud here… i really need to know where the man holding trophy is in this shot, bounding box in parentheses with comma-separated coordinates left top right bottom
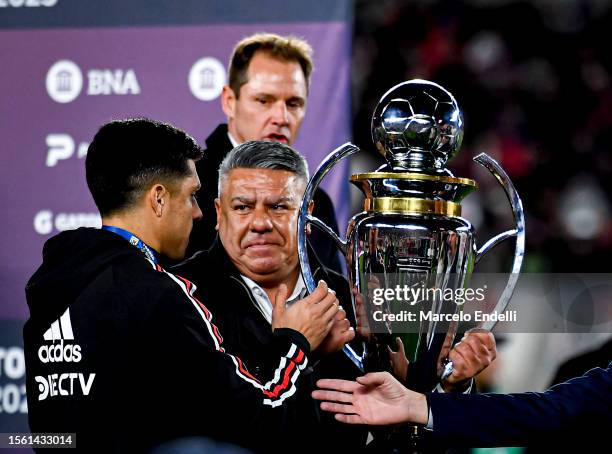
(176, 91, 499, 450)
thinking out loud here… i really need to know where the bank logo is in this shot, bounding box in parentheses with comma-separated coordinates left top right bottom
(46, 60, 83, 104)
(87, 69, 140, 96)
(188, 57, 226, 101)
(46, 60, 141, 102)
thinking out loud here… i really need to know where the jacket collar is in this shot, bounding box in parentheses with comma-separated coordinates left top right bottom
(204, 124, 232, 155)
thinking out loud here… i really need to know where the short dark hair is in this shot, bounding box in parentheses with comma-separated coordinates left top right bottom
(218, 140, 309, 193)
(228, 33, 314, 98)
(86, 118, 203, 216)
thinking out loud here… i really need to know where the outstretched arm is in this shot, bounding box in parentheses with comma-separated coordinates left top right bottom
(312, 372, 428, 425)
(313, 364, 612, 446)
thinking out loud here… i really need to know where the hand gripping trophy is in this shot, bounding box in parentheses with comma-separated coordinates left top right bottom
(298, 80, 525, 394)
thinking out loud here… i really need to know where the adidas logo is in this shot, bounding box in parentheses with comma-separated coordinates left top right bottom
(43, 307, 74, 341)
(35, 306, 96, 401)
(38, 307, 81, 363)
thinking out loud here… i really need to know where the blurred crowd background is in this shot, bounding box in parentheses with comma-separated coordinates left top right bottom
(346, 0, 612, 396)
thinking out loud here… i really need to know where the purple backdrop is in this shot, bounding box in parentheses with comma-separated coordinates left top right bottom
(0, 22, 350, 320)
(0, 12, 351, 435)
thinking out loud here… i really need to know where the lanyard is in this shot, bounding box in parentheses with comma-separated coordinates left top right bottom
(101, 225, 158, 265)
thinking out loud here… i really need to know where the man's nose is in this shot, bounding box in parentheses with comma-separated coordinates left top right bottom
(270, 101, 289, 125)
(250, 207, 273, 232)
(193, 201, 203, 221)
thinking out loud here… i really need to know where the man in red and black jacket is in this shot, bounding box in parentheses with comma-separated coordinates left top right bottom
(24, 118, 339, 453)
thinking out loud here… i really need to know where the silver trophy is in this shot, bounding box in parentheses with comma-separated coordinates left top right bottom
(298, 79, 525, 393)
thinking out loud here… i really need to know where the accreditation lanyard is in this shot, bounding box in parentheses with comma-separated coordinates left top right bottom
(101, 225, 159, 265)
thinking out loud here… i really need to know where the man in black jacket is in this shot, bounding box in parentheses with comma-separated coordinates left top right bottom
(175, 140, 498, 452)
(23, 118, 339, 453)
(187, 33, 342, 273)
(176, 139, 363, 451)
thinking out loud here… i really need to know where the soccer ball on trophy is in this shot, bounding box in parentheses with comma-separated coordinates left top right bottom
(371, 79, 464, 172)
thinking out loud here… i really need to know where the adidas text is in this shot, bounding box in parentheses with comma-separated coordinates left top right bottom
(38, 340, 82, 363)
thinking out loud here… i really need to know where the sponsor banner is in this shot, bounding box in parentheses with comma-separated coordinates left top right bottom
(34, 308, 96, 402)
(1, 1, 352, 435)
(355, 273, 612, 334)
(0, 321, 28, 433)
(0, 21, 351, 320)
(0, 0, 350, 28)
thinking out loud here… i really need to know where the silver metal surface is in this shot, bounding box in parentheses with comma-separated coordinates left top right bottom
(297, 142, 362, 370)
(298, 142, 359, 293)
(297, 80, 525, 393)
(306, 214, 347, 256)
(371, 79, 464, 171)
(476, 229, 518, 263)
(473, 153, 526, 331)
(344, 211, 473, 390)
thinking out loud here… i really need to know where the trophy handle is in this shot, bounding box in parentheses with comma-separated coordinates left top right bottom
(297, 142, 364, 371)
(473, 153, 526, 331)
(298, 142, 360, 292)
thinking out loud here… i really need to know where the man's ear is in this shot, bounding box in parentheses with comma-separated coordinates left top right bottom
(221, 85, 236, 118)
(149, 184, 169, 217)
(214, 197, 222, 231)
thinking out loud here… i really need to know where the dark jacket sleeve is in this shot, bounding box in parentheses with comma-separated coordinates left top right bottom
(426, 363, 612, 447)
(148, 278, 312, 450)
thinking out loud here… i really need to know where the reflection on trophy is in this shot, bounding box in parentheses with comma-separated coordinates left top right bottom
(298, 80, 525, 394)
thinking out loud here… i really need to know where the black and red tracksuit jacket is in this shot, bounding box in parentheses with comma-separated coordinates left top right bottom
(24, 228, 311, 453)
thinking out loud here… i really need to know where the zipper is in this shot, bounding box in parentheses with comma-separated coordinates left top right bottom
(229, 275, 270, 322)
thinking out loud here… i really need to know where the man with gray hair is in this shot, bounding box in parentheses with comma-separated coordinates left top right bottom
(217, 139, 310, 197)
(175, 140, 496, 451)
(175, 140, 365, 451)
(178, 140, 354, 360)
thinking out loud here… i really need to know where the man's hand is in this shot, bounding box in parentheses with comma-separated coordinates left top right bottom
(442, 329, 497, 392)
(272, 280, 339, 351)
(316, 305, 355, 355)
(312, 372, 428, 426)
